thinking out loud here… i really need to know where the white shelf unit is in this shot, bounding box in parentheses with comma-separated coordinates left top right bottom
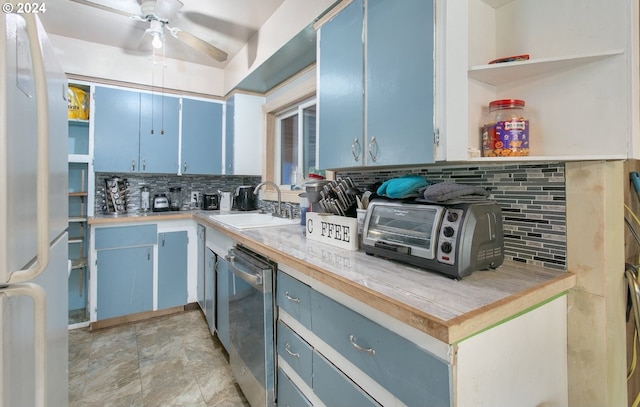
(438, 0, 639, 162)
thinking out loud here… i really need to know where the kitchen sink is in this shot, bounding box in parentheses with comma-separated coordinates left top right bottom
(210, 212, 299, 229)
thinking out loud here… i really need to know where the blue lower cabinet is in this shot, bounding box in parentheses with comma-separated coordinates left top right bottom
(311, 291, 451, 407)
(278, 368, 313, 407)
(157, 231, 188, 310)
(96, 246, 153, 320)
(216, 255, 230, 350)
(312, 350, 380, 407)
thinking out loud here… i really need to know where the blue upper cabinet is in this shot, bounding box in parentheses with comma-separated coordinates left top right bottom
(317, 0, 364, 169)
(94, 86, 141, 173)
(318, 0, 435, 169)
(181, 98, 223, 175)
(139, 92, 180, 173)
(94, 86, 179, 174)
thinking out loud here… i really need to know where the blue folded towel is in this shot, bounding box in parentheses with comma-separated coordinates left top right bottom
(377, 175, 429, 199)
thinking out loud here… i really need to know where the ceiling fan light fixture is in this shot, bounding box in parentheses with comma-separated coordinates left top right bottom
(151, 32, 163, 49)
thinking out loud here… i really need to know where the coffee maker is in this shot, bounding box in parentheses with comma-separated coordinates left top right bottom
(234, 186, 257, 211)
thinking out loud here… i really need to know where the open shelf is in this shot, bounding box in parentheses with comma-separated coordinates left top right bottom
(468, 50, 624, 86)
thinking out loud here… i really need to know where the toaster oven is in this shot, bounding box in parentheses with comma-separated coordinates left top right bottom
(362, 199, 504, 279)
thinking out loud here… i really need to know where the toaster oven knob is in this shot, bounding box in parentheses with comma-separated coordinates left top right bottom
(443, 226, 455, 237)
(447, 212, 459, 222)
(441, 242, 453, 254)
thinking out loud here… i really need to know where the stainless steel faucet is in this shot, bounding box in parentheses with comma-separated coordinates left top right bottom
(253, 181, 282, 216)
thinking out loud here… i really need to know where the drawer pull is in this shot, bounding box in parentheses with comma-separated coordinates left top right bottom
(349, 334, 375, 356)
(285, 343, 300, 358)
(285, 291, 300, 303)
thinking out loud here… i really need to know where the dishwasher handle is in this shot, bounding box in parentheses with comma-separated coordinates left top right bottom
(226, 253, 267, 291)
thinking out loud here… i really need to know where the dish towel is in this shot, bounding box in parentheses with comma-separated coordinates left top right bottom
(376, 175, 429, 199)
(420, 182, 490, 202)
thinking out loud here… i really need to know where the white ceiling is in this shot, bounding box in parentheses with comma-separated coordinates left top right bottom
(39, 0, 287, 68)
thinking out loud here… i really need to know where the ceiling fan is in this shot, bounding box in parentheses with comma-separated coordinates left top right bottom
(70, 0, 228, 62)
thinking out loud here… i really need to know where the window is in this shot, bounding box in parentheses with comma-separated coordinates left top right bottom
(275, 98, 317, 188)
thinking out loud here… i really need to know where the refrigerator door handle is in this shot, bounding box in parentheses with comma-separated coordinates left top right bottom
(8, 13, 50, 284)
(0, 283, 47, 407)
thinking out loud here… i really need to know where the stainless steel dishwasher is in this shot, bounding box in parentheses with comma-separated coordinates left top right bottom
(226, 245, 277, 407)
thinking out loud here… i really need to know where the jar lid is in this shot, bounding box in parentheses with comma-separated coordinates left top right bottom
(489, 99, 525, 109)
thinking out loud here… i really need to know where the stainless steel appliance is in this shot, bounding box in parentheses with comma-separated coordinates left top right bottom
(235, 185, 257, 211)
(226, 245, 277, 407)
(202, 193, 219, 210)
(362, 199, 504, 279)
(152, 194, 170, 212)
(1, 13, 69, 407)
(140, 186, 150, 212)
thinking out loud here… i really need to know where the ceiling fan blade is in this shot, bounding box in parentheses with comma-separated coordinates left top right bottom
(167, 27, 228, 62)
(69, 0, 142, 19)
(153, 0, 183, 21)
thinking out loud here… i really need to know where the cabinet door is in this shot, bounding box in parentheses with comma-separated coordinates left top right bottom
(157, 231, 188, 310)
(181, 98, 223, 175)
(96, 246, 153, 320)
(365, 0, 434, 166)
(317, 0, 364, 169)
(139, 93, 180, 173)
(197, 225, 206, 311)
(93, 86, 140, 173)
(216, 255, 230, 350)
(205, 247, 216, 335)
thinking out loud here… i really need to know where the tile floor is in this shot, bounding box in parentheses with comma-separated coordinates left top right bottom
(68, 309, 250, 407)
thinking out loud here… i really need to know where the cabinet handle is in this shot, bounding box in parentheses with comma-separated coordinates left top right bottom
(161, 233, 165, 247)
(183, 161, 188, 172)
(349, 334, 375, 356)
(142, 160, 146, 171)
(285, 291, 300, 303)
(131, 160, 136, 172)
(351, 138, 361, 162)
(285, 343, 300, 359)
(147, 247, 151, 261)
(368, 136, 378, 163)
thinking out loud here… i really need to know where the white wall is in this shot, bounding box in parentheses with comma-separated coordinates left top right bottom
(49, 35, 225, 96)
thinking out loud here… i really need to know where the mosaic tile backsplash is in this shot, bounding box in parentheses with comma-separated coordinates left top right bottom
(95, 162, 567, 270)
(337, 162, 567, 270)
(95, 173, 262, 213)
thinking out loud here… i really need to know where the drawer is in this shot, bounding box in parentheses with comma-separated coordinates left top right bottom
(277, 271, 312, 329)
(95, 224, 157, 250)
(312, 350, 380, 407)
(277, 320, 313, 387)
(278, 368, 313, 407)
(311, 291, 451, 407)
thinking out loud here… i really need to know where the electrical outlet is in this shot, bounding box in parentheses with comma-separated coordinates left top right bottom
(191, 191, 200, 205)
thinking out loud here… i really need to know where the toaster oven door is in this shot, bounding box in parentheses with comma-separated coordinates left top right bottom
(363, 203, 443, 260)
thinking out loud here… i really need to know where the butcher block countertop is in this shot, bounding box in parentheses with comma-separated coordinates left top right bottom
(90, 210, 576, 344)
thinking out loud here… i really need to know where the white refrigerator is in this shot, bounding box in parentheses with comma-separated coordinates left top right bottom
(0, 11, 69, 407)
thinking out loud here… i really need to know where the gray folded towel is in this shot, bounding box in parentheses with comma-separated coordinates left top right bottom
(419, 182, 490, 202)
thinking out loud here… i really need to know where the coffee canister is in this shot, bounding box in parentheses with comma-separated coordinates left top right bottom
(482, 99, 530, 157)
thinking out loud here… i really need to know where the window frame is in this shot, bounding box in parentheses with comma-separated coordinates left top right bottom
(261, 66, 317, 204)
(274, 97, 317, 188)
